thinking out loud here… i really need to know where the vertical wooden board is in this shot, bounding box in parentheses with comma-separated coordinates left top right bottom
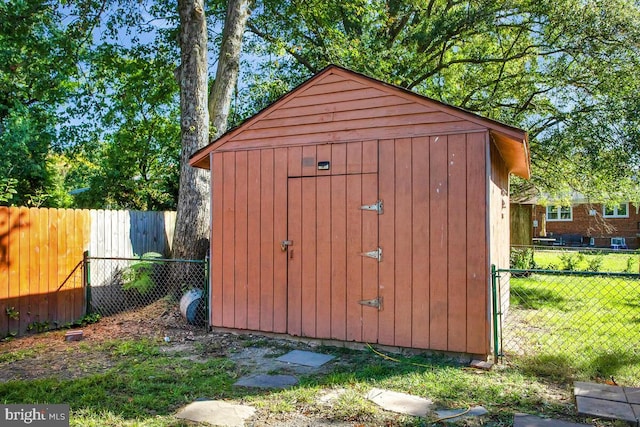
(246, 150, 262, 330)
(429, 135, 449, 350)
(164, 211, 176, 255)
(89, 210, 97, 259)
(48, 208, 59, 322)
(345, 174, 363, 342)
(345, 141, 362, 174)
(288, 145, 302, 177)
(447, 134, 468, 352)
(18, 207, 31, 333)
(411, 137, 430, 349)
(222, 151, 236, 328)
(28, 208, 41, 329)
(466, 133, 488, 354)
(119, 210, 131, 258)
(272, 148, 288, 333)
(330, 175, 347, 340)
(315, 176, 331, 338)
(61, 210, 73, 324)
(211, 153, 224, 326)
(234, 151, 248, 329)
(300, 177, 317, 337)
(361, 140, 379, 173)
(361, 172, 379, 343)
(96, 210, 105, 258)
(72, 209, 86, 320)
(7, 208, 21, 334)
(287, 178, 302, 336)
(316, 144, 332, 177)
(0, 207, 9, 337)
(37, 208, 49, 324)
(331, 142, 347, 175)
(62, 209, 74, 324)
(393, 138, 413, 348)
(301, 145, 317, 177)
(377, 140, 395, 346)
(260, 149, 275, 331)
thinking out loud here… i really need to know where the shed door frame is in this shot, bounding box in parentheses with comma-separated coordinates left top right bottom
(286, 172, 380, 342)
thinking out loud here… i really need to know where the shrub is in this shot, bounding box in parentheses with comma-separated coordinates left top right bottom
(510, 248, 536, 270)
(625, 257, 637, 273)
(586, 254, 604, 272)
(559, 251, 584, 271)
(121, 252, 163, 296)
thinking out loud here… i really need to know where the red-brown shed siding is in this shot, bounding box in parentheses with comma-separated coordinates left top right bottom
(197, 66, 528, 356)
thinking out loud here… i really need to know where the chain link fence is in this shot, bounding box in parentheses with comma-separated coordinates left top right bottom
(494, 262, 640, 381)
(87, 256, 208, 327)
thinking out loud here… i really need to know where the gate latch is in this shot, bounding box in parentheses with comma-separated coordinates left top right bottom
(281, 240, 293, 251)
(359, 297, 383, 310)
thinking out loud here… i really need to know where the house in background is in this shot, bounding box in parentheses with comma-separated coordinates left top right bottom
(190, 65, 529, 357)
(531, 198, 639, 249)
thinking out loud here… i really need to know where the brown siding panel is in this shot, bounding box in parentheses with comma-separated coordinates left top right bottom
(411, 137, 430, 348)
(316, 176, 332, 338)
(466, 133, 489, 354)
(394, 138, 413, 348)
(222, 152, 236, 328)
(287, 178, 302, 335)
(361, 172, 379, 343)
(447, 134, 467, 352)
(330, 175, 347, 340)
(378, 139, 396, 346)
(301, 177, 317, 337)
(345, 174, 363, 342)
(246, 151, 262, 330)
(212, 154, 224, 326)
(273, 148, 289, 333)
(260, 150, 275, 331)
(234, 152, 248, 329)
(429, 136, 449, 351)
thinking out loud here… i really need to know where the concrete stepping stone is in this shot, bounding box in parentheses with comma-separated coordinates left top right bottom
(234, 374, 299, 389)
(575, 395, 637, 424)
(574, 381, 626, 401)
(275, 350, 335, 367)
(514, 413, 590, 427)
(574, 381, 640, 424)
(366, 387, 433, 417)
(435, 406, 488, 422)
(175, 400, 255, 427)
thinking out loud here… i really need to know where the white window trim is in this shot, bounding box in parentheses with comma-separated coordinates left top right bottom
(546, 205, 573, 222)
(603, 202, 629, 218)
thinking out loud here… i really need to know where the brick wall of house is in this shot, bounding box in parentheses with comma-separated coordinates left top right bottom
(532, 203, 640, 249)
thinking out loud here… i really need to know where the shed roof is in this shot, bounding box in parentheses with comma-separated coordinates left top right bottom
(190, 65, 530, 179)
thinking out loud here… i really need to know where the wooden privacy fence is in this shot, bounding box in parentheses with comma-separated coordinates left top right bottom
(0, 207, 176, 337)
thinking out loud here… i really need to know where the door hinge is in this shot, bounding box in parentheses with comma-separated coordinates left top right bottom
(359, 297, 383, 310)
(360, 200, 383, 214)
(360, 247, 382, 262)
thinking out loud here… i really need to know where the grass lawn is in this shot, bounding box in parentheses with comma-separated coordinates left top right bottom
(503, 273, 640, 387)
(532, 249, 640, 272)
(0, 334, 585, 427)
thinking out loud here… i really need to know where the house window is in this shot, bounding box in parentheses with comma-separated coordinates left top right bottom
(546, 205, 572, 221)
(603, 203, 629, 218)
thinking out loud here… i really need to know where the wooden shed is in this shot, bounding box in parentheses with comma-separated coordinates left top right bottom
(190, 65, 529, 357)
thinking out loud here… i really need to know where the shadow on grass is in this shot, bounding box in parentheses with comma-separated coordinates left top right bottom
(510, 285, 566, 310)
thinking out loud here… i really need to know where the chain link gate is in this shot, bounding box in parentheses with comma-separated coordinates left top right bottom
(492, 266, 640, 379)
(85, 255, 209, 327)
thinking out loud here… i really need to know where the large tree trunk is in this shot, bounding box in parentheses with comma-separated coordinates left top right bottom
(208, 0, 251, 140)
(173, 0, 210, 262)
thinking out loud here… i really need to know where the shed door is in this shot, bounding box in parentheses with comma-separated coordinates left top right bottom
(286, 173, 379, 342)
